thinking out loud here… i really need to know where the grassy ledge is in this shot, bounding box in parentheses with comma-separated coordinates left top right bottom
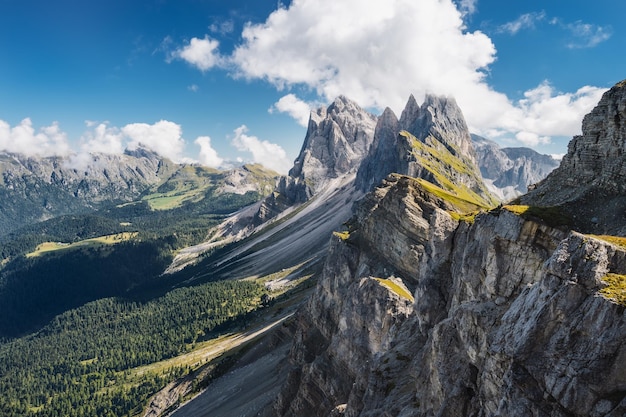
(598, 273, 626, 305)
(333, 231, 351, 241)
(588, 235, 626, 250)
(502, 204, 572, 228)
(373, 278, 414, 302)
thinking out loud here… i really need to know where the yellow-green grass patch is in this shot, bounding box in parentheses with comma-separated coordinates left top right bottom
(502, 205, 572, 228)
(373, 278, 414, 302)
(26, 232, 139, 258)
(333, 231, 351, 241)
(589, 235, 626, 250)
(598, 273, 626, 306)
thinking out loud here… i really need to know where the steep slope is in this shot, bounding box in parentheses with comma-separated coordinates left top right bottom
(166, 97, 377, 275)
(271, 83, 626, 416)
(472, 134, 559, 200)
(522, 79, 626, 235)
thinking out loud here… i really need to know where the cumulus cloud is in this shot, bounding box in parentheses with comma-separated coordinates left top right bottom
(497, 11, 546, 35)
(0, 118, 71, 157)
(269, 94, 312, 127)
(123, 120, 186, 162)
(79, 122, 124, 155)
(231, 125, 291, 174)
(172, 35, 222, 71)
(195, 136, 224, 168)
(477, 82, 606, 145)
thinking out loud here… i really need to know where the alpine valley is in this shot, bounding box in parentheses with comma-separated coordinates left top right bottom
(1, 80, 625, 417)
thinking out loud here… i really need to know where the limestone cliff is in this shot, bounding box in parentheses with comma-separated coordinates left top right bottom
(256, 96, 377, 223)
(273, 175, 626, 417)
(356, 95, 495, 207)
(271, 82, 626, 416)
(522, 79, 626, 235)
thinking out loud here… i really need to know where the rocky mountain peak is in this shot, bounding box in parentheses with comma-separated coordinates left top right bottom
(356, 94, 493, 207)
(412, 94, 476, 162)
(398, 94, 420, 131)
(289, 96, 377, 183)
(521, 79, 626, 234)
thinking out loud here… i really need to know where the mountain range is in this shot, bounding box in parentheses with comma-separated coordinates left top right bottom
(0, 80, 624, 417)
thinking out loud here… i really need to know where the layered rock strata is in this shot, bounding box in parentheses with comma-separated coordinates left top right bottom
(273, 175, 626, 417)
(522, 79, 626, 234)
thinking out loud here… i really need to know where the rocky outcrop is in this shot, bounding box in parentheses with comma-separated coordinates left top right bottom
(472, 135, 559, 201)
(273, 174, 626, 417)
(522, 79, 626, 234)
(356, 95, 494, 207)
(256, 97, 377, 223)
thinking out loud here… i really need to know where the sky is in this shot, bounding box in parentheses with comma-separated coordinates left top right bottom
(0, 0, 624, 174)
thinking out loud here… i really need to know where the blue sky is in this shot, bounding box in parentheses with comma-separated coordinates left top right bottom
(0, 0, 624, 173)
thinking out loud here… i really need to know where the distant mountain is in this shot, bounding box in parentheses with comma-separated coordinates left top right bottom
(0, 148, 173, 235)
(471, 134, 559, 201)
(0, 149, 278, 236)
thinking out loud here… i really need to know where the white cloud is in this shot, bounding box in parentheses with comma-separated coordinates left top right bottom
(231, 125, 291, 174)
(231, 0, 496, 112)
(122, 120, 186, 162)
(188, 84, 199, 92)
(209, 19, 234, 35)
(0, 118, 71, 157)
(480, 82, 607, 144)
(564, 21, 612, 49)
(498, 11, 546, 35)
(269, 94, 312, 127)
(79, 122, 124, 155)
(455, 0, 477, 16)
(514, 131, 550, 147)
(195, 136, 224, 168)
(173, 35, 222, 71)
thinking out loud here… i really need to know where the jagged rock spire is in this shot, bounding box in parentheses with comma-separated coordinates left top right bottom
(356, 94, 488, 204)
(289, 95, 377, 185)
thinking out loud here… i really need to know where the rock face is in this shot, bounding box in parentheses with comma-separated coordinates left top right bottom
(472, 134, 559, 201)
(356, 95, 494, 207)
(257, 97, 377, 223)
(271, 81, 626, 417)
(522, 79, 626, 235)
(273, 175, 626, 417)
